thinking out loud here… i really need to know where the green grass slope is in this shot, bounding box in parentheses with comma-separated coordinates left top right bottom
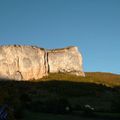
(41, 72, 120, 87)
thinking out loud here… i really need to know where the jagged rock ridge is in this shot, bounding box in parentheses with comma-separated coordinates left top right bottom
(0, 45, 85, 80)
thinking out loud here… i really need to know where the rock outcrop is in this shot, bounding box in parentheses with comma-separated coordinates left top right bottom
(0, 45, 84, 80)
(48, 47, 84, 76)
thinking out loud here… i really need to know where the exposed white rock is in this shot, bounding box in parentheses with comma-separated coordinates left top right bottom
(0, 45, 85, 80)
(48, 46, 85, 76)
(0, 45, 46, 80)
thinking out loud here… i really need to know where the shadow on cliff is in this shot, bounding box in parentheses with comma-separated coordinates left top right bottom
(0, 78, 120, 120)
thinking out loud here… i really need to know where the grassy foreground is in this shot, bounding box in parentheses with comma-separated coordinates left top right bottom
(23, 111, 120, 120)
(0, 72, 120, 120)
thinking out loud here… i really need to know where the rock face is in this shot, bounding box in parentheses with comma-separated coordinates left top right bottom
(0, 45, 85, 80)
(48, 47, 84, 76)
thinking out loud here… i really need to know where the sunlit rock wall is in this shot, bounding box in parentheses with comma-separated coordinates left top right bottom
(0, 45, 84, 80)
(0, 45, 47, 80)
(48, 46, 85, 76)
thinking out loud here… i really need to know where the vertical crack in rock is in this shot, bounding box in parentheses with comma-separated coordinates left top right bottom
(44, 49, 49, 74)
(47, 51, 50, 73)
(43, 49, 50, 75)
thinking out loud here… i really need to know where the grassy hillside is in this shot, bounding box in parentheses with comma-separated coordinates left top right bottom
(0, 72, 120, 120)
(41, 72, 120, 87)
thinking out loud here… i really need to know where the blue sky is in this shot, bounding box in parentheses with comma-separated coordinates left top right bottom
(0, 0, 120, 74)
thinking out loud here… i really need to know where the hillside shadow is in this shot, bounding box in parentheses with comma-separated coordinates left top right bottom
(0, 78, 120, 100)
(0, 78, 120, 119)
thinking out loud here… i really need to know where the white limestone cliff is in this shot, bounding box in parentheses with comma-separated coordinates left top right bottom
(48, 46, 84, 76)
(0, 45, 85, 80)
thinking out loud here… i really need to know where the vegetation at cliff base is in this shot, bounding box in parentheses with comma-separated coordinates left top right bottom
(42, 72, 120, 87)
(0, 72, 120, 119)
